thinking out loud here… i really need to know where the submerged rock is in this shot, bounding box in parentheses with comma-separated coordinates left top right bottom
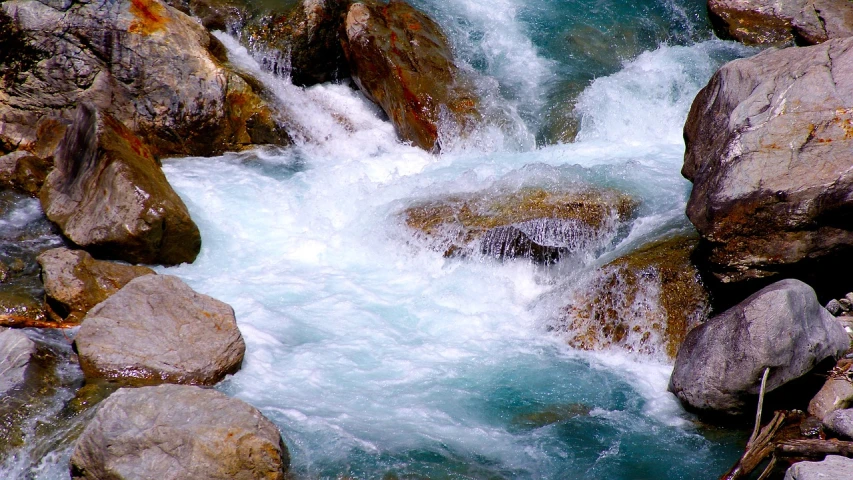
(683, 37, 853, 286)
(0, 0, 289, 158)
(243, 0, 350, 86)
(404, 187, 638, 262)
(75, 275, 245, 386)
(708, 0, 853, 46)
(341, 0, 481, 152)
(510, 403, 592, 429)
(37, 247, 155, 324)
(557, 236, 709, 359)
(70, 384, 289, 480)
(784, 455, 853, 480)
(40, 105, 201, 266)
(669, 279, 849, 416)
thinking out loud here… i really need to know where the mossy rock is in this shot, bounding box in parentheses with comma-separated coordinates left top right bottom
(404, 187, 639, 262)
(559, 235, 709, 359)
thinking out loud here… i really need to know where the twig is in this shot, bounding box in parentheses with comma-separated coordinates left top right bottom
(749, 367, 771, 447)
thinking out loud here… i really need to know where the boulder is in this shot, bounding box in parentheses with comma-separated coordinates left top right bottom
(708, 0, 853, 46)
(558, 236, 709, 359)
(0, 0, 289, 158)
(824, 408, 853, 438)
(668, 279, 849, 416)
(37, 247, 155, 324)
(808, 359, 853, 420)
(0, 328, 37, 396)
(74, 274, 245, 386)
(243, 0, 350, 86)
(341, 0, 481, 152)
(683, 37, 853, 285)
(40, 105, 201, 266)
(70, 384, 289, 480)
(404, 187, 638, 262)
(784, 455, 853, 480)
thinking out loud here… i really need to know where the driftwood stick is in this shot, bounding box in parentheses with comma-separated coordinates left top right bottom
(755, 456, 777, 480)
(749, 368, 771, 447)
(720, 411, 787, 480)
(776, 439, 853, 458)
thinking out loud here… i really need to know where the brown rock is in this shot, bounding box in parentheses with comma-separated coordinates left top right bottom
(683, 37, 853, 285)
(37, 247, 155, 325)
(708, 0, 853, 46)
(342, 0, 481, 152)
(404, 187, 638, 261)
(0, 0, 289, 158)
(70, 384, 288, 480)
(74, 274, 245, 386)
(557, 235, 709, 359)
(809, 359, 853, 420)
(40, 105, 201, 266)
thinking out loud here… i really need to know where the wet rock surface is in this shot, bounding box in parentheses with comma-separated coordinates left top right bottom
(37, 247, 155, 324)
(0, 328, 37, 397)
(669, 279, 849, 416)
(244, 0, 351, 86)
(341, 0, 481, 151)
(708, 0, 853, 46)
(40, 105, 201, 266)
(70, 384, 289, 480)
(0, 0, 289, 158)
(683, 37, 853, 286)
(404, 187, 638, 262)
(74, 274, 245, 386)
(558, 236, 709, 359)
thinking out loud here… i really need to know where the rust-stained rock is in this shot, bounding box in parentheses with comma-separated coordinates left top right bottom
(0, 0, 289, 158)
(37, 247, 155, 325)
(404, 187, 638, 262)
(40, 105, 201, 266)
(342, 0, 481, 152)
(708, 0, 853, 46)
(556, 235, 709, 359)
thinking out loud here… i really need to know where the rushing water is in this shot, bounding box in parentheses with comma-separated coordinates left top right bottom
(1, 0, 760, 478)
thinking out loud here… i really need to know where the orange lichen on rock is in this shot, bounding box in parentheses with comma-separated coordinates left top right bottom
(129, 0, 170, 35)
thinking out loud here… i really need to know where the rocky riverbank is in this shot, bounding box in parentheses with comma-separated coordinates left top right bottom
(3, 0, 853, 477)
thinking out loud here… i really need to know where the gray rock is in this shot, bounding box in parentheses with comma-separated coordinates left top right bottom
(37, 247, 155, 324)
(0, 328, 36, 395)
(683, 37, 853, 284)
(70, 384, 288, 480)
(75, 275, 245, 386)
(784, 455, 853, 480)
(669, 279, 850, 415)
(809, 363, 853, 420)
(708, 0, 853, 46)
(827, 299, 844, 316)
(824, 408, 853, 438)
(40, 105, 201, 266)
(0, 0, 288, 158)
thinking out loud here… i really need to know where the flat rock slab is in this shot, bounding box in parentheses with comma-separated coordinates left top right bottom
(669, 279, 849, 416)
(75, 274, 245, 386)
(70, 384, 289, 480)
(0, 328, 36, 395)
(38, 247, 155, 324)
(784, 455, 853, 479)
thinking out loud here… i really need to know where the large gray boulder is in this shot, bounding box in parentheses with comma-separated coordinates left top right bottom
(683, 37, 853, 285)
(37, 247, 155, 324)
(0, 0, 288, 160)
(40, 105, 201, 266)
(74, 275, 245, 386)
(0, 328, 36, 396)
(668, 279, 849, 415)
(784, 455, 853, 480)
(708, 0, 853, 46)
(70, 384, 289, 480)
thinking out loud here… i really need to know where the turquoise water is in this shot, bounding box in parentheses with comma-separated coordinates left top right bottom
(0, 0, 758, 478)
